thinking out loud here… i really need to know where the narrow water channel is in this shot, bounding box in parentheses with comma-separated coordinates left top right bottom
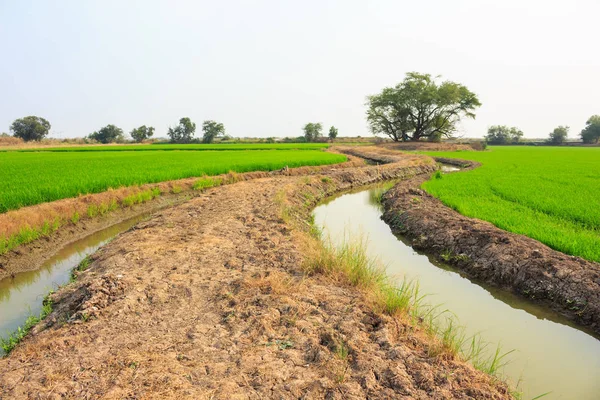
(0, 214, 148, 355)
(313, 185, 600, 400)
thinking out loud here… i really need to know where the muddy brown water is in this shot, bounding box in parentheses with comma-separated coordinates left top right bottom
(0, 214, 148, 356)
(313, 185, 600, 400)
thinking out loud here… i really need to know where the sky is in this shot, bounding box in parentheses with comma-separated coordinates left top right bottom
(1, 0, 599, 140)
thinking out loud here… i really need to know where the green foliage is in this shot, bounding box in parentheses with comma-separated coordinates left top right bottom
(422, 147, 600, 262)
(10, 116, 51, 142)
(484, 125, 524, 144)
(167, 117, 196, 144)
(193, 176, 223, 190)
(303, 122, 323, 142)
(130, 125, 155, 143)
(366, 72, 481, 142)
(202, 120, 225, 144)
(0, 150, 346, 213)
(88, 124, 124, 144)
(547, 125, 569, 144)
(328, 126, 338, 140)
(580, 115, 600, 144)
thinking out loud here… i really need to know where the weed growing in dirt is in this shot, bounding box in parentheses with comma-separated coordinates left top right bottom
(193, 176, 223, 191)
(70, 255, 92, 282)
(422, 146, 600, 262)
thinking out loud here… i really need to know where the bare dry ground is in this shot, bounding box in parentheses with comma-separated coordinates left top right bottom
(0, 155, 511, 399)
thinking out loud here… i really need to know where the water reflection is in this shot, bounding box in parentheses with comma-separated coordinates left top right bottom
(0, 214, 147, 354)
(314, 186, 600, 400)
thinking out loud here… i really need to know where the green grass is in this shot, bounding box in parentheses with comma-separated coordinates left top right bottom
(3, 143, 329, 152)
(0, 150, 346, 213)
(421, 146, 600, 262)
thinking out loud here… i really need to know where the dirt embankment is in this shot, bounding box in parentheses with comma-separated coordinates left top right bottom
(0, 157, 511, 399)
(0, 154, 365, 281)
(381, 174, 600, 336)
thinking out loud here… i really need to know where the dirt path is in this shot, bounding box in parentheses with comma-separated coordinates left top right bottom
(0, 158, 510, 399)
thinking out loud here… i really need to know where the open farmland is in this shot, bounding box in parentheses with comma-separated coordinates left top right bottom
(1, 143, 330, 152)
(422, 146, 600, 262)
(0, 149, 346, 213)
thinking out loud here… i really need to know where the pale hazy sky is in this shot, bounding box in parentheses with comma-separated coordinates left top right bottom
(1, 0, 599, 139)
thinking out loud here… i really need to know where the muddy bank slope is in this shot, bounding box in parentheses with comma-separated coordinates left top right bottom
(0, 159, 510, 399)
(382, 174, 600, 336)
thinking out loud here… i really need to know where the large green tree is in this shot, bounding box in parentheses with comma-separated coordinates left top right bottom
(548, 126, 569, 144)
(167, 117, 196, 143)
(10, 116, 51, 141)
(202, 120, 225, 143)
(485, 125, 524, 144)
(303, 123, 323, 142)
(88, 124, 124, 144)
(366, 72, 481, 142)
(130, 125, 155, 143)
(580, 115, 600, 144)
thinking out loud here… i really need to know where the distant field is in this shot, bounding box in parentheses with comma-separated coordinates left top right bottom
(2, 143, 330, 152)
(422, 147, 600, 262)
(0, 150, 346, 213)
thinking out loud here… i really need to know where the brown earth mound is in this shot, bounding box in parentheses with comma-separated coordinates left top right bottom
(0, 158, 510, 399)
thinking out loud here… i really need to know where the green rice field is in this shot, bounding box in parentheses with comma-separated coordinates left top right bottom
(422, 146, 600, 262)
(0, 149, 346, 213)
(2, 143, 330, 152)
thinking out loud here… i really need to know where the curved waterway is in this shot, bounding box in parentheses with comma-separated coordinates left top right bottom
(0, 214, 148, 356)
(313, 185, 600, 400)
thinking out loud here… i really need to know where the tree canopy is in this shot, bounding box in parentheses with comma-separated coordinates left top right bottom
(580, 115, 600, 144)
(366, 72, 481, 142)
(88, 124, 124, 144)
(328, 126, 338, 141)
(130, 125, 155, 143)
(485, 125, 524, 145)
(167, 117, 196, 143)
(303, 123, 323, 142)
(548, 126, 569, 145)
(10, 116, 51, 141)
(202, 120, 225, 143)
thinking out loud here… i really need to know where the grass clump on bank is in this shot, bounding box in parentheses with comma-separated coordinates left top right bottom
(422, 146, 600, 262)
(304, 233, 515, 380)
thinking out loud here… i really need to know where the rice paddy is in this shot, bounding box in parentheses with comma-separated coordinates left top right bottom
(0, 149, 346, 213)
(421, 146, 600, 262)
(2, 143, 330, 152)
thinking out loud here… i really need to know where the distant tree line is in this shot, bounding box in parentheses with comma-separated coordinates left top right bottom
(5, 77, 600, 146)
(4, 115, 230, 144)
(482, 116, 600, 145)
